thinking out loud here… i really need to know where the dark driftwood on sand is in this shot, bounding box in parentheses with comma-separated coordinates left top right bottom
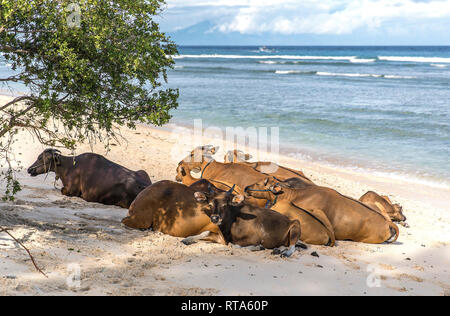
(0, 226, 47, 277)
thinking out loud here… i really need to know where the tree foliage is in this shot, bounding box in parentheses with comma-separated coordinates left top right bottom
(0, 0, 178, 199)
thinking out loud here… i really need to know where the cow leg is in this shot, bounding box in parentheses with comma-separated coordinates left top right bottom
(400, 221, 410, 228)
(273, 221, 301, 258)
(61, 186, 80, 197)
(198, 223, 227, 245)
(121, 214, 152, 230)
(181, 231, 211, 245)
(182, 223, 227, 246)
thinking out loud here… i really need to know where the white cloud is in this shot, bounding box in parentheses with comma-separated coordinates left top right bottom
(164, 0, 450, 35)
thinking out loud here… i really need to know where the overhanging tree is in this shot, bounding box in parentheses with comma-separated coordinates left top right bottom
(0, 0, 178, 199)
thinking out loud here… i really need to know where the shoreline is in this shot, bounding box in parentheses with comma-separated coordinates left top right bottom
(159, 120, 450, 212)
(1, 91, 449, 210)
(166, 117, 450, 191)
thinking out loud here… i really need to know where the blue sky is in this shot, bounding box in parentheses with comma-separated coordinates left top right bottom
(158, 0, 450, 45)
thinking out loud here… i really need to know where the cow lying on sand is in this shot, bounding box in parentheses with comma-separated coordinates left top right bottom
(224, 149, 313, 184)
(121, 180, 227, 244)
(27, 149, 151, 208)
(244, 178, 335, 246)
(122, 180, 300, 256)
(359, 191, 407, 226)
(183, 187, 302, 257)
(246, 177, 399, 244)
(176, 161, 239, 194)
(179, 146, 270, 208)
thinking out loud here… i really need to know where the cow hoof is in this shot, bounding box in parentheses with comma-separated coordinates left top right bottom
(295, 242, 308, 250)
(272, 246, 295, 258)
(400, 221, 410, 228)
(272, 248, 282, 255)
(280, 246, 296, 258)
(181, 238, 196, 246)
(248, 245, 265, 252)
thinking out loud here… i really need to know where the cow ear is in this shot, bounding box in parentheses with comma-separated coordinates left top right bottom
(194, 192, 207, 202)
(382, 195, 392, 204)
(225, 151, 233, 162)
(244, 154, 252, 161)
(231, 195, 245, 206)
(54, 153, 61, 166)
(211, 146, 219, 155)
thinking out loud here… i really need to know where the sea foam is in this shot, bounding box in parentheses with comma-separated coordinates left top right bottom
(173, 54, 358, 61)
(316, 72, 415, 79)
(379, 56, 450, 63)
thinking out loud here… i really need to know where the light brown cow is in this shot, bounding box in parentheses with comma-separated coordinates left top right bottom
(224, 149, 313, 184)
(359, 191, 407, 225)
(176, 161, 239, 193)
(245, 177, 399, 244)
(273, 200, 335, 246)
(121, 180, 226, 245)
(179, 146, 270, 208)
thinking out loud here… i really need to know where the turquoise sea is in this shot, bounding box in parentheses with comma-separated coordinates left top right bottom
(167, 46, 450, 189)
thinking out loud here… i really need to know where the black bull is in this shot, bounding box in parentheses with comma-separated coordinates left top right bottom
(28, 149, 151, 208)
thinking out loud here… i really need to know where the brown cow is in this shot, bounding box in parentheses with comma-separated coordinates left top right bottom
(244, 178, 335, 246)
(176, 161, 268, 208)
(176, 162, 238, 193)
(359, 191, 407, 225)
(179, 146, 269, 208)
(187, 189, 301, 257)
(27, 149, 151, 208)
(245, 177, 399, 244)
(224, 149, 313, 184)
(121, 180, 226, 244)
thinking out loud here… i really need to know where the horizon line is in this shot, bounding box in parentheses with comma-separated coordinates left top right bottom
(175, 44, 450, 47)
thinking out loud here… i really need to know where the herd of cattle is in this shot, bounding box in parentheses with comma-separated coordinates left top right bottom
(27, 146, 407, 257)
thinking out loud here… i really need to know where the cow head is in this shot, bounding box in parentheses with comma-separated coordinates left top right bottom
(381, 196, 407, 222)
(224, 150, 252, 163)
(27, 149, 62, 177)
(244, 177, 284, 200)
(390, 203, 407, 222)
(180, 145, 219, 173)
(194, 186, 244, 226)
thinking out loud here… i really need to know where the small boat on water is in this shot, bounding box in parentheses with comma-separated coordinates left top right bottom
(258, 46, 275, 53)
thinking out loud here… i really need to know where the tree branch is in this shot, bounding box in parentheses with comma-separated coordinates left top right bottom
(0, 227, 48, 277)
(0, 95, 35, 112)
(0, 45, 30, 54)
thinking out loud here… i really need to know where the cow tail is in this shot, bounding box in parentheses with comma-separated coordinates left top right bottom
(386, 222, 399, 243)
(288, 220, 301, 247)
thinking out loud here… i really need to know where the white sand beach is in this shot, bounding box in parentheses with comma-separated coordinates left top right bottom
(0, 94, 449, 296)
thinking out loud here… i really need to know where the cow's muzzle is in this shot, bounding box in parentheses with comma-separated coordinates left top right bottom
(27, 166, 38, 177)
(210, 215, 221, 225)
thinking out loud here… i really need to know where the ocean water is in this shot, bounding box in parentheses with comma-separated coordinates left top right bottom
(166, 46, 450, 189)
(1, 47, 449, 188)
